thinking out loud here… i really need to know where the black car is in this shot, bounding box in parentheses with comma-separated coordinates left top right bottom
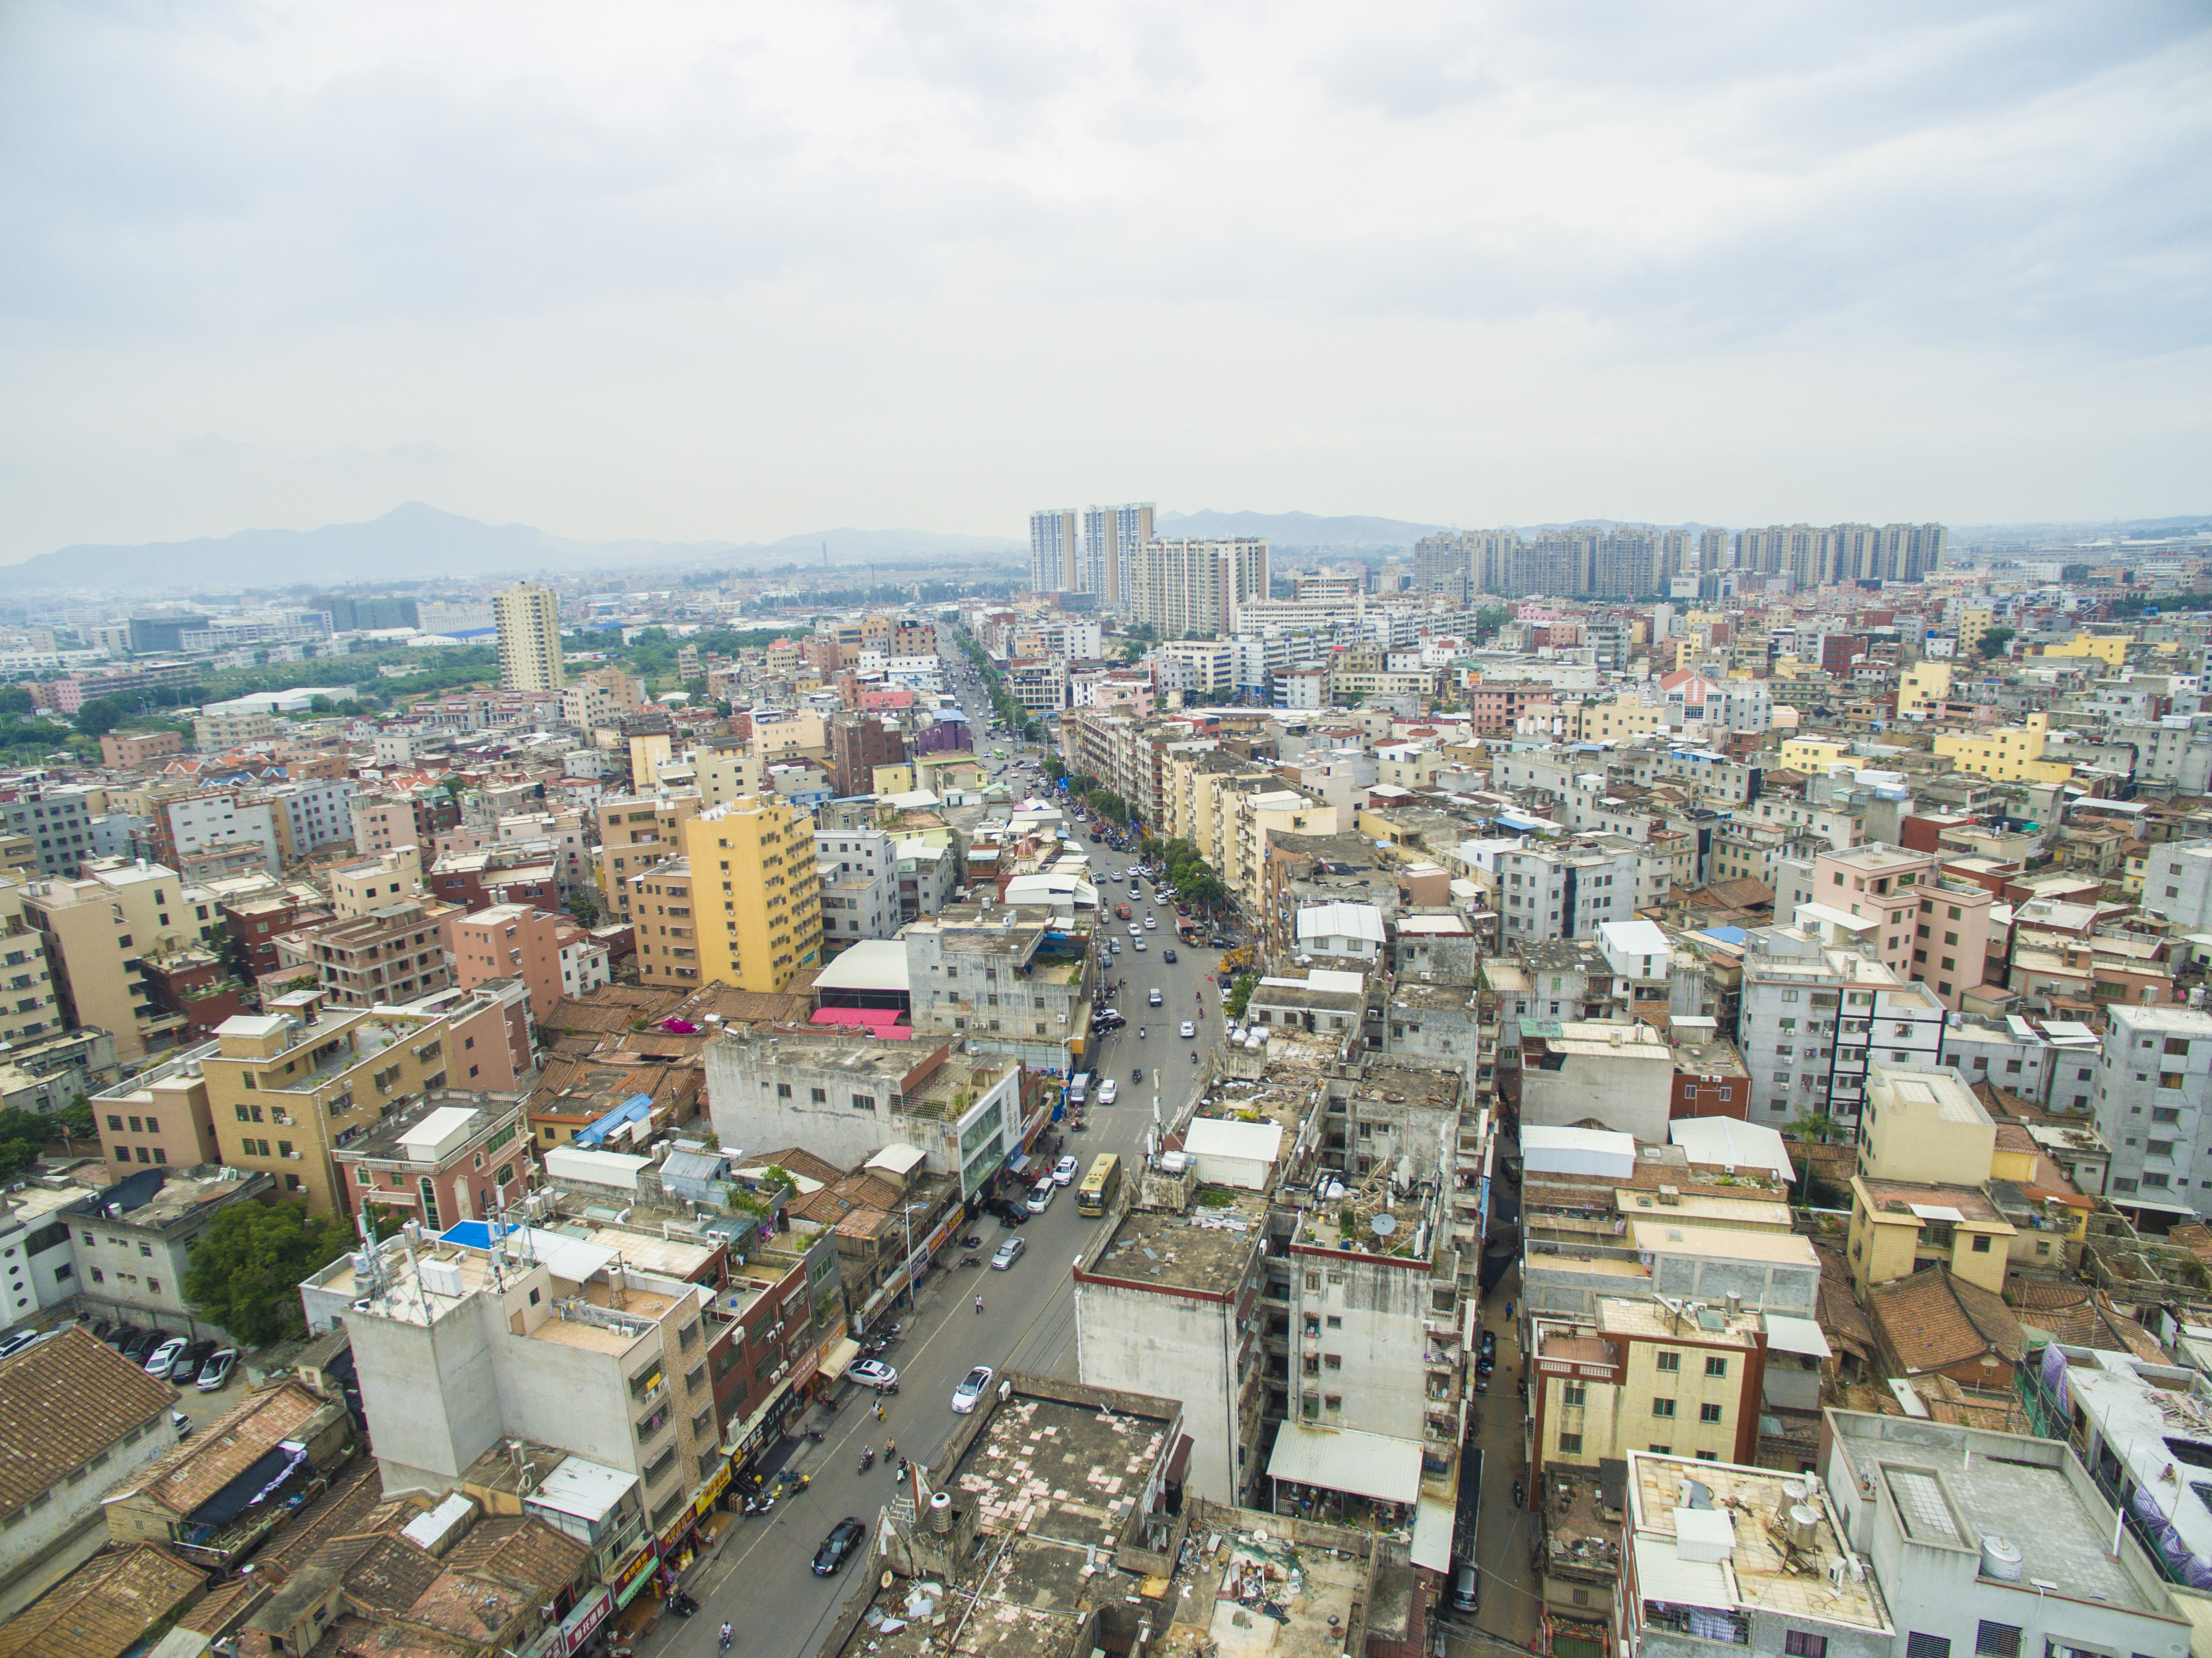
(121, 1328, 165, 1363)
(1161, 948, 1177, 964)
(105, 1323, 141, 1352)
(813, 1516, 867, 1575)
(990, 1199, 1029, 1227)
(1479, 1329, 1497, 1363)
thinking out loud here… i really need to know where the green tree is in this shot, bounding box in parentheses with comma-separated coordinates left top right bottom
(0, 1109, 70, 1181)
(1473, 605, 1511, 642)
(1978, 627, 2016, 659)
(71, 697, 126, 738)
(183, 1200, 352, 1347)
(0, 687, 32, 715)
(565, 891, 602, 928)
(1093, 790, 1128, 823)
(1226, 974, 1258, 1020)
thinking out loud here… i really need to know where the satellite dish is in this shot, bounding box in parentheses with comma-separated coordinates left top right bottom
(1369, 1214, 1397, 1237)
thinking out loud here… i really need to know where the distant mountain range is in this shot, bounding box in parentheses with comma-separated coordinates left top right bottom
(0, 503, 1025, 596)
(1159, 509, 1448, 546)
(11, 502, 2204, 597)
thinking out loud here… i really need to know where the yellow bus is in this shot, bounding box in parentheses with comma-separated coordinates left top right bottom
(1076, 1153, 1122, 1217)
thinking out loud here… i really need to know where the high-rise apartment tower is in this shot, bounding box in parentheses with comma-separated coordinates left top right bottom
(491, 583, 565, 693)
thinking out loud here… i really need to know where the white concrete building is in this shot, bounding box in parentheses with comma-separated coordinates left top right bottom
(2094, 1003, 2212, 1215)
(300, 1226, 716, 1536)
(1496, 838, 1645, 943)
(1825, 1406, 2191, 1658)
(702, 1028, 1025, 1198)
(1738, 929, 1945, 1136)
(815, 827, 901, 954)
(2143, 841, 2212, 930)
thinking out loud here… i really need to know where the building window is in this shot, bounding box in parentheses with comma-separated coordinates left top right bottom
(1907, 1637, 1952, 1658)
(1561, 1383, 1586, 1407)
(1784, 1635, 1827, 1658)
(1700, 1402, 1724, 1423)
(1704, 1355, 1727, 1376)
(1558, 1432, 1583, 1454)
(1977, 1624, 2022, 1658)
(1655, 1351, 1680, 1372)
(1652, 1398, 1677, 1418)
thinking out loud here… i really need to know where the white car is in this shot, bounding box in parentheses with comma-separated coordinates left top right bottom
(953, 1365, 996, 1413)
(1052, 1155, 1080, 1185)
(144, 1337, 188, 1377)
(1133, 940, 1145, 951)
(1026, 1179, 1056, 1213)
(1144, 915, 1155, 929)
(1180, 1020, 1196, 1038)
(849, 1358, 900, 1390)
(1097, 1078, 1119, 1105)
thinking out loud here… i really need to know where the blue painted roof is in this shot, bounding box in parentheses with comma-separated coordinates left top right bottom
(1699, 927, 1749, 945)
(574, 1092, 657, 1148)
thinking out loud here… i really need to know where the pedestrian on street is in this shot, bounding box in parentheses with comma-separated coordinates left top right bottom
(873, 1400, 884, 1422)
(974, 1293, 985, 1314)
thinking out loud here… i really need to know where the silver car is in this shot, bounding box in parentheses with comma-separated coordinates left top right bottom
(953, 1365, 996, 1413)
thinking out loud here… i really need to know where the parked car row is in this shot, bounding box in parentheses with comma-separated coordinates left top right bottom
(83, 1321, 237, 1389)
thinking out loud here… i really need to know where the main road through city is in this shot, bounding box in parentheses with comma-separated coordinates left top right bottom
(637, 647, 1228, 1658)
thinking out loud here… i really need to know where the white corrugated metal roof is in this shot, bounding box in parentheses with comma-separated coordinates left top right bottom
(1265, 1426, 1424, 1503)
(1411, 1491, 1455, 1572)
(1631, 1534, 1734, 1610)
(1668, 1117, 1794, 1182)
(811, 938, 912, 992)
(1184, 1117, 1284, 1164)
(1296, 902, 1386, 944)
(1763, 1314, 1832, 1359)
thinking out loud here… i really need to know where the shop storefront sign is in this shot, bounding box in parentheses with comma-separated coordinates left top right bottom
(556, 1586, 612, 1655)
(694, 1460, 732, 1517)
(611, 1541, 659, 1608)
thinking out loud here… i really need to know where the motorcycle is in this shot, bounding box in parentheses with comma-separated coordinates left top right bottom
(959, 1252, 983, 1268)
(1070, 1119, 1088, 1132)
(741, 1493, 774, 1516)
(777, 1470, 811, 1493)
(1138, 1026, 1146, 1040)
(957, 1234, 982, 1249)
(860, 1447, 875, 1472)
(1513, 1480, 1525, 1508)
(668, 1592, 700, 1617)
(805, 1427, 827, 1443)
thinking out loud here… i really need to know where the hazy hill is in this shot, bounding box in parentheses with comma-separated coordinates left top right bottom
(1158, 509, 1448, 546)
(0, 504, 1022, 595)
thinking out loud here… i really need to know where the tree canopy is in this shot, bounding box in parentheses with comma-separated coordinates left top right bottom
(1978, 627, 2017, 659)
(0, 1102, 96, 1182)
(182, 1200, 353, 1348)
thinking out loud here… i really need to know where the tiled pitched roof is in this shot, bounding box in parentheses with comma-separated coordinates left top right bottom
(1812, 1243, 1875, 1358)
(1866, 1265, 2025, 1378)
(441, 1514, 589, 1595)
(121, 1382, 326, 1517)
(341, 1533, 443, 1617)
(0, 1543, 205, 1658)
(0, 1328, 175, 1518)
(2005, 1281, 2166, 1360)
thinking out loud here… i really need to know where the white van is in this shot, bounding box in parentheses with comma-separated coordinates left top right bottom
(1067, 1072, 1090, 1108)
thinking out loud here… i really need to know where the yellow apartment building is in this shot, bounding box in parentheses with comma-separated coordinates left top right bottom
(1896, 661, 1952, 716)
(626, 859, 699, 989)
(1565, 693, 1664, 745)
(1778, 736, 1849, 773)
(1931, 710, 2072, 784)
(200, 989, 464, 1212)
(2040, 632, 2132, 667)
(1530, 1297, 1766, 1478)
(21, 862, 206, 1061)
(679, 796, 824, 992)
(594, 794, 702, 919)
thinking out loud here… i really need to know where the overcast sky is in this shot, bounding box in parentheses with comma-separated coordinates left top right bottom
(2, 1, 2206, 562)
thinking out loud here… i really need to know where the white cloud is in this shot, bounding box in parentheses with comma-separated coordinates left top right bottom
(0, 0, 2204, 560)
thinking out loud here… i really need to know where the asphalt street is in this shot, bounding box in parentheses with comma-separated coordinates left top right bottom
(638, 662, 1228, 1658)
